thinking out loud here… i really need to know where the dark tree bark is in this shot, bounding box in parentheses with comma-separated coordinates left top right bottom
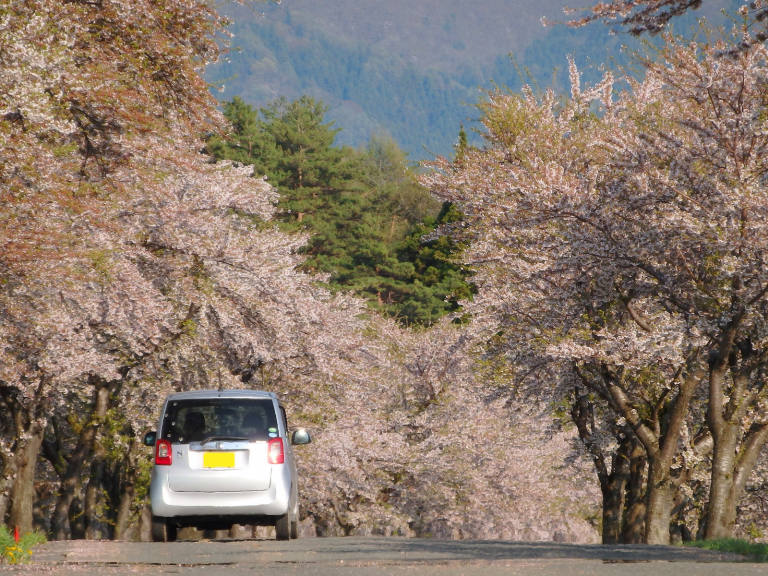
(84, 439, 108, 539)
(605, 364, 704, 544)
(621, 441, 647, 543)
(571, 390, 631, 544)
(50, 380, 112, 539)
(112, 440, 145, 541)
(112, 473, 135, 540)
(0, 394, 15, 525)
(705, 333, 768, 539)
(9, 420, 44, 534)
(5, 379, 48, 535)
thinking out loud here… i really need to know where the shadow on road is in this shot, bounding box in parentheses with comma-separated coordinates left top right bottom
(23, 535, 754, 576)
(316, 537, 742, 564)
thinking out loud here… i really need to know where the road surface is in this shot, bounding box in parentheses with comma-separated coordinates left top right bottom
(4, 536, 765, 575)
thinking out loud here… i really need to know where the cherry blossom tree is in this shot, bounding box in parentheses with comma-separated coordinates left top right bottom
(573, 0, 767, 41)
(423, 31, 768, 544)
(290, 313, 600, 541)
(0, 0, 282, 535)
(0, 0, 694, 544)
(639, 34, 768, 541)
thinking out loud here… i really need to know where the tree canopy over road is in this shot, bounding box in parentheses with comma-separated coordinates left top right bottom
(0, 0, 766, 547)
(424, 12, 768, 544)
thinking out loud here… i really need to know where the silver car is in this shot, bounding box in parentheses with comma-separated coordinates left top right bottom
(143, 389, 311, 542)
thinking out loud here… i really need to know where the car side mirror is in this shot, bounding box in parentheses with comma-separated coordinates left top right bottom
(291, 428, 311, 445)
(143, 431, 157, 447)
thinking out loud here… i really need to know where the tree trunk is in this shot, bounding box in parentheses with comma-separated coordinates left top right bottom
(113, 476, 135, 541)
(601, 438, 631, 544)
(0, 395, 14, 524)
(0, 493, 8, 526)
(0, 452, 12, 525)
(601, 475, 626, 544)
(705, 420, 768, 539)
(703, 339, 768, 540)
(621, 440, 647, 544)
(570, 390, 629, 544)
(644, 456, 674, 544)
(9, 420, 45, 534)
(51, 381, 111, 539)
(670, 485, 694, 543)
(84, 442, 107, 540)
(69, 497, 85, 539)
(50, 462, 80, 538)
(606, 364, 703, 545)
(113, 441, 143, 541)
(705, 419, 738, 540)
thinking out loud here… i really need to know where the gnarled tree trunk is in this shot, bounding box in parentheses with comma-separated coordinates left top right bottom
(607, 364, 704, 544)
(705, 340, 768, 539)
(621, 440, 647, 544)
(51, 380, 112, 539)
(571, 390, 631, 544)
(84, 440, 108, 539)
(706, 419, 768, 539)
(643, 457, 675, 544)
(9, 419, 45, 534)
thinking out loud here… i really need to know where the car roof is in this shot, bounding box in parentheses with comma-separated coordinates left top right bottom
(164, 389, 278, 402)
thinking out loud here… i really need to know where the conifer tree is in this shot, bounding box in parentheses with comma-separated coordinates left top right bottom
(211, 96, 474, 325)
(207, 97, 277, 175)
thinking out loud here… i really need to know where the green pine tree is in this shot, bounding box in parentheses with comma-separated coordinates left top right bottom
(209, 96, 474, 326)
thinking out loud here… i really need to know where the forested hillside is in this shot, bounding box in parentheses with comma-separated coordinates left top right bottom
(207, 0, 736, 159)
(206, 96, 475, 325)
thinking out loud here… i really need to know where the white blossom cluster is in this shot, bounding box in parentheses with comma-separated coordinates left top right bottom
(0, 0, 601, 541)
(424, 30, 768, 543)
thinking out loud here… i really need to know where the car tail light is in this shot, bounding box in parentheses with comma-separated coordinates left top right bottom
(155, 439, 172, 466)
(267, 437, 284, 464)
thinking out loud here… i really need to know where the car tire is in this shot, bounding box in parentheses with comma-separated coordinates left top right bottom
(275, 513, 291, 541)
(290, 519, 298, 539)
(151, 517, 177, 542)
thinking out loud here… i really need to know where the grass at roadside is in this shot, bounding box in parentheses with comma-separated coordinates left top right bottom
(0, 525, 47, 565)
(686, 538, 768, 562)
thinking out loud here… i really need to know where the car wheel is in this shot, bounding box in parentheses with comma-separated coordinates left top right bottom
(275, 513, 291, 541)
(290, 519, 298, 539)
(151, 517, 177, 542)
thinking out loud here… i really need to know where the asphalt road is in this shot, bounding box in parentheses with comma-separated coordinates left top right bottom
(4, 536, 765, 576)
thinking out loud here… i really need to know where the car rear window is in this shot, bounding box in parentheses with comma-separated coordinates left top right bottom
(160, 398, 279, 444)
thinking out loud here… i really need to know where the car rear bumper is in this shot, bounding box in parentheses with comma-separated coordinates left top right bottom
(150, 467, 291, 518)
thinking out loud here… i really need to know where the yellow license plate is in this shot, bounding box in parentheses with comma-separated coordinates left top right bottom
(203, 452, 235, 468)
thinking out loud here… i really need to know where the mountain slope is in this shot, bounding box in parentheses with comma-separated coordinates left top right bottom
(207, 0, 739, 160)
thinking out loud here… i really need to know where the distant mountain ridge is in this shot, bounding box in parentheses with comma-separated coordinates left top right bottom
(207, 0, 739, 160)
